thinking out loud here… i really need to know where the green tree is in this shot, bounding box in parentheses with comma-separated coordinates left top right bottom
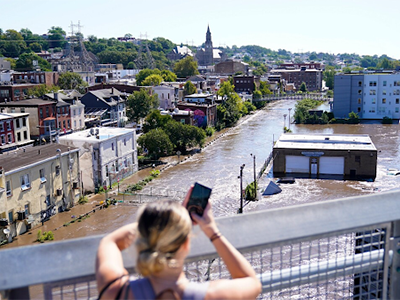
(259, 81, 272, 96)
(15, 52, 51, 71)
(173, 56, 199, 78)
(138, 129, 173, 159)
(299, 82, 307, 93)
(142, 74, 163, 86)
(217, 81, 243, 128)
(323, 66, 336, 90)
(126, 88, 159, 122)
(27, 84, 59, 97)
(58, 72, 88, 93)
(136, 68, 162, 86)
(161, 70, 177, 82)
(142, 109, 172, 133)
(183, 81, 197, 95)
(29, 42, 42, 52)
(377, 57, 393, 70)
(164, 121, 206, 152)
(47, 26, 66, 48)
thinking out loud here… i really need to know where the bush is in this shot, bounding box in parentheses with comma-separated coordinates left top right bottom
(78, 195, 88, 205)
(205, 126, 215, 137)
(36, 230, 54, 243)
(382, 116, 393, 124)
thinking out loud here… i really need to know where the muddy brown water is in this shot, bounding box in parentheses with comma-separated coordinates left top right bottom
(3, 100, 400, 248)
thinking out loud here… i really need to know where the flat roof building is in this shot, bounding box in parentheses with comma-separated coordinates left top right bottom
(273, 134, 377, 180)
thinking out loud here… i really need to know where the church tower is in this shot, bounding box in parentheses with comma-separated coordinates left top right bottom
(204, 25, 214, 66)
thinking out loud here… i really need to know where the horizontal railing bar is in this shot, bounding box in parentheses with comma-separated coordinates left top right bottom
(259, 249, 385, 292)
(1, 190, 400, 291)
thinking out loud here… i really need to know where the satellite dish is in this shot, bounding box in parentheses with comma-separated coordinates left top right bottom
(3, 229, 10, 235)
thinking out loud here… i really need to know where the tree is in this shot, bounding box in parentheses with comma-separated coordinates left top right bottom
(161, 70, 177, 82)
(299, 82, 307, 93)
(164, 121, 205, 152)
(58, 72, 88, 93)
(173, 56, 199, 78)
(47, 26, 66, 48)
(27, 84, 59, 97)
(126, 88, 159, 123)
(136, 68, 162, 86)
(142, 109, 172, 133)
(15, 52, 51, 71)
(217, 81, 243, 128)
(259, 81, 272, 96)
(323, 66, 336, 90)
(183, 81, 197, 95)
(142, 74, 163, 86)
(138, 129, 173, 159)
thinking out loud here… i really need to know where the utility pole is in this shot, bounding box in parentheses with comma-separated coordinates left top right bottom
(238, 164, 245, 214)
(288, 108, 292, 131)
(251, 153, 256, 191)
(283, 114, 287, 132)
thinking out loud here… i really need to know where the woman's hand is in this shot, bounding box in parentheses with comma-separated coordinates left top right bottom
(191, 202, 219, 239)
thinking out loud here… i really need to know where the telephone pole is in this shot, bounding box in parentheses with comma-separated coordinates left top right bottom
(238, 164, 245, 214)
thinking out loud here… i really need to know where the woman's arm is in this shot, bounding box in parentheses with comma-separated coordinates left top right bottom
(95, 223, 137, 297)
(191, 204, 262, 299)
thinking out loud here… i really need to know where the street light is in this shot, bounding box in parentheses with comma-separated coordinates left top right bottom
(238, 164, 245, 214)
(250, 153, 256, 195)
(288, 108, 292, 131)
(283, 114, 287, 132)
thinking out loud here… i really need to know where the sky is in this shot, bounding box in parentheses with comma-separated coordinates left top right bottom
(1, 0, 399, 59)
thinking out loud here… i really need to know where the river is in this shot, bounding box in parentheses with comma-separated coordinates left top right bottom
(3, 99, 400, 246)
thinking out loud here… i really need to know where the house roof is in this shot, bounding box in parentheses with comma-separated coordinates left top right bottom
(0, 99, 56, 107)
(0, 144, 78, 173)
(274, 134, 377, 151)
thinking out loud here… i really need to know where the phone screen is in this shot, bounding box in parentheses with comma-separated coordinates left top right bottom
(186, 182, 212, 218)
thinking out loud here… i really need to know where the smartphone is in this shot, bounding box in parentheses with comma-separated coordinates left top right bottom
(186, 182, 212, 218)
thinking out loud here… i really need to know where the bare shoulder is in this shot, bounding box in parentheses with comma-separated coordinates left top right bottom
(205, 278, 261, 300)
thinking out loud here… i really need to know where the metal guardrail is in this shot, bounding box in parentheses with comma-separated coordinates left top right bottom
(253, 94, 333, 102)
(1, 190, 400, 299)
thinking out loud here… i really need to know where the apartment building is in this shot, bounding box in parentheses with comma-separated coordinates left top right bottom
(0, 144, 80, 240)
(58, 127, 138, 193)
(334, 73, 400, 119)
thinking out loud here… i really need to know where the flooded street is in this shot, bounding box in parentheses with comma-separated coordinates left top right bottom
(3, 99, 400, 248)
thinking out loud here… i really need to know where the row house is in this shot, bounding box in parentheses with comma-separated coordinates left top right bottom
(12, 71, 59, 86)
(45, 91, 85, 132)
(177, 102, 217, 128)
(0, 99, 57, 141)
(81, 88, 127, 127)
(270, 68, 323, 92)
(0, 144, 80, 242)
(59, 127, 138, 193)
(152, 85, 177, 110)
(0, 83, 38, 102)
(0, 112, 33, 153)
(233, 75, 260, 94)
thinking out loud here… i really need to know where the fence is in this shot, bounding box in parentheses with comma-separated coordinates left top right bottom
(1, 189, 400, 299)
(254, 94, 333, 102)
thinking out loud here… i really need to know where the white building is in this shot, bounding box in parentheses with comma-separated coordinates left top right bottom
(58, 127, 138, 193)
(152, 85, 176, 109)
(334, 73, 400, 119)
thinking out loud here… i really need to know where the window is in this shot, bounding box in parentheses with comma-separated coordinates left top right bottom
(124, 139, 126, 146)
(112, 143, 114, 150)
(394, 90, 400, 95)
(372, 98, 376, 104)
(22, 117, 26, 126)
(20, 174, 30, 190)
(369, 81, 377, 86)
(1, 135, 5, 145)
(23, 131, 27, 139)
(6, 121, 11, 130)
(63, 120, 66, 128)
(21, 108, 25, 113)
(357, 107, 361, 113)
(67, 120, 70, 128)
(358, 90, 362, 95)
(79, 120, 82, 127)
(383, 81, 387, 86)
(17, 132, 21, 142)
(395, 81, 400, 86)
(40, 108, 43, 118)
(74, 120, 76, 128)
(56, 165, 60, 176)
(369, 90, 376, 95)
(24, 204, 29, 216)
(358, 98, 361, 104)
(383, 90, 387, 95)
(39, 169, 46, 183)
(397, 99, 400, 104)
(382, 98, 386, 104)
(57, 107, 60, 114)
(7, 133, 12, 143)
(358, 81, 362, 87)
(396, 107, 399, 113)
(8, 211, 13, 223)
(46, 107, 49, 117)
(6, 180, 11, 197)
(16, 119, 20, 128)
(0, 123, 3, 132)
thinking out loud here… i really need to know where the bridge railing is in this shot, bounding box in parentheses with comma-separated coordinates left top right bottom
(1, 190, 400, 299)
(254, 94, 333, 102)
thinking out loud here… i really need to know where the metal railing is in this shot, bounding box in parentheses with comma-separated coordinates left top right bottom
(1, 190, 400, 299)
(253, 94, 333, 102)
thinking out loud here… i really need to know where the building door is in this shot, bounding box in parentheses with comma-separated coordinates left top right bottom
(311, 158, 318, 175)
(319, 157, 345, 175)
(285, 155, 309, 173)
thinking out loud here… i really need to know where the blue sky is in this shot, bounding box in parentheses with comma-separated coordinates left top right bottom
(2, 0, 399, 59)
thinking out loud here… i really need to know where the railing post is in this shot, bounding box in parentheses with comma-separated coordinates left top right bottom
(389, 221, 400, 299)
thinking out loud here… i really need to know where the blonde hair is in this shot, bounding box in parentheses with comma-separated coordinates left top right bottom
(135, 201, 191, 276)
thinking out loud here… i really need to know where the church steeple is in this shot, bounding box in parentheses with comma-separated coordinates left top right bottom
(206, 25, 212, 44)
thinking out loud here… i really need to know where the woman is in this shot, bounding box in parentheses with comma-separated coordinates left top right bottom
(96, 187, 262, 299)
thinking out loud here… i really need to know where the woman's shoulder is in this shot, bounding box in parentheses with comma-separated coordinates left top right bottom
(182, 281, 209, 300)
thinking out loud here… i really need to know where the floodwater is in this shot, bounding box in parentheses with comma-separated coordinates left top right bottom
(3, 99, 400, 245)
